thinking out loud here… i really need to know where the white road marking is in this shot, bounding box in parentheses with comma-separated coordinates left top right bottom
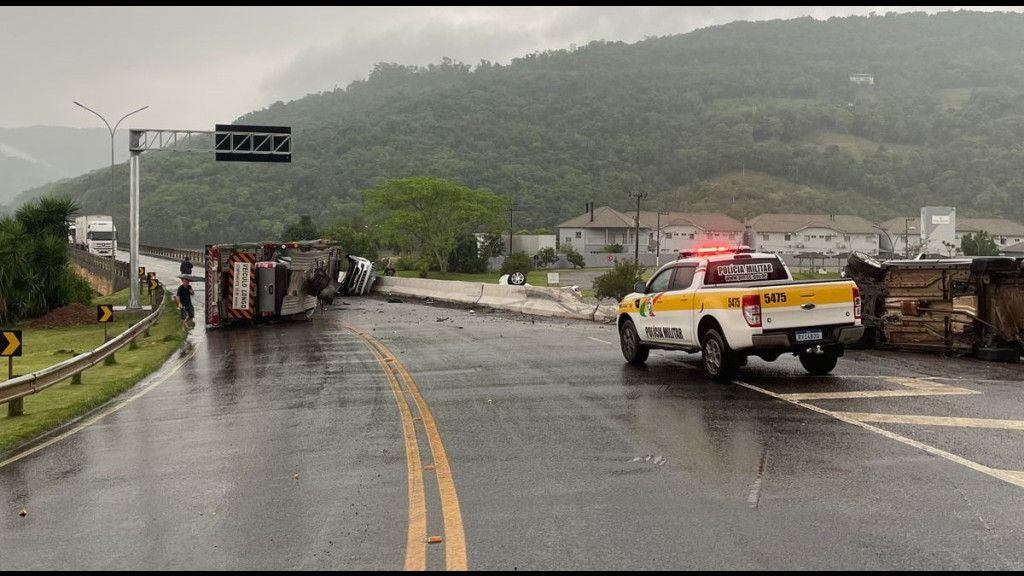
(837, 412, 1024, 430)
(783, 376, 979, 401)
(735, 378, 1024, 490)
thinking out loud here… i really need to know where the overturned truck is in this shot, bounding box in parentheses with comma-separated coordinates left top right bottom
(844, 252, 1024, 362)
(205, 240, 376, 328)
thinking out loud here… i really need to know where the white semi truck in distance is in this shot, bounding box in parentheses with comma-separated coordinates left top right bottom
(74, 215, 117, 257)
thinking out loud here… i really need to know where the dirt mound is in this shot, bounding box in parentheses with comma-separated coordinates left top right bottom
(27, 303, 98, 328)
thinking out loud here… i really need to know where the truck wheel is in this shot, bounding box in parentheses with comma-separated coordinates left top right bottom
(798, 352, 839, 375)
(701, 328, 737, 382)
(970, 257, 1017, 273)
(619, 318, 650, 365)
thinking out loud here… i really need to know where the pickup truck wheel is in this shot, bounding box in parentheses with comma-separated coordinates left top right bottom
(701, 328, 737, 382)
(798, 352, 839, 375)
(619, 318, 650, 365)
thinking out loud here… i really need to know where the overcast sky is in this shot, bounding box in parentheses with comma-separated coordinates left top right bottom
(0, 6, 1011, 131)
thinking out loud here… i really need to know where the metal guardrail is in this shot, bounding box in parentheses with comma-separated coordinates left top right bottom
(0, 287, 169, 415)
(67, 245, 133, 292)
(119, 242, 205, 265)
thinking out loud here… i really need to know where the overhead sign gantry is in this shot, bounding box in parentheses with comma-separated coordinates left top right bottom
(125, 125, 291, 308)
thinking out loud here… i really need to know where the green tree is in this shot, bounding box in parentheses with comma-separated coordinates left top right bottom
(603, 243, 624, 253)
(961, 231, 999, 256)
(448, 233, 488, 273)
(0, 195, 87, 324)
(321, 223, 378, 261)
(478, 232, 505, 258)
(535, 247, 558, 268)
(365, 177, 508, 273)
(593, 259, 646, 301)
(281, 215, 320, 241)
(562, 243, 585, 269)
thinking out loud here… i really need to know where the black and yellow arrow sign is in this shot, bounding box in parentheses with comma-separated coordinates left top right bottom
(149, 277, 159, 290)
(138, 266, 146, 277)
(97, 304, 114, 323)
(1, 330, 22, 357)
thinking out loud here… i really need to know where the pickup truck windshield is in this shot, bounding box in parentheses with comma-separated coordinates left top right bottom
(705, 257, 789, 285)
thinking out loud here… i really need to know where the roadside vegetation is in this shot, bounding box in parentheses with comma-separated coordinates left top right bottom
(0, 196, 93, 325)
(0, 288, 186, 454)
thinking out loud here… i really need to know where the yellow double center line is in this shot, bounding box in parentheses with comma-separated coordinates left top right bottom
(341, 321, 467, 571)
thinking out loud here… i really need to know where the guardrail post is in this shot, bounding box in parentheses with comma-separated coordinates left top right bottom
(104, 352, 117, 366)
(129, 324, 139, 350)
(7, 381, 23, 417)
(71, 373, 82, 385)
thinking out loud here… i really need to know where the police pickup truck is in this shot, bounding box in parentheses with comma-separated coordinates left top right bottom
(617, 246, 864, 380)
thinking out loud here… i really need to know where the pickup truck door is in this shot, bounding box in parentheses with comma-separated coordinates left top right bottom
(637, 264, 698, 346)
(635, 267, 673, 345)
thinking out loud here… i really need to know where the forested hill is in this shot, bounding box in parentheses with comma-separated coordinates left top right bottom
(38, 10, 1024, 248)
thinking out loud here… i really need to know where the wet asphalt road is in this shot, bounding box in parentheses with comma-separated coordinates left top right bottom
(2, 261, 1024, 570)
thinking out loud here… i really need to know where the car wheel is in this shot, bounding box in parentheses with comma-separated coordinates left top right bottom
(508, 271, 528, 286)
(798, 352, 839, 375)
(701, 328, 737, 381)
(847, 251, 884, 281)
(619, 318, 650, 365)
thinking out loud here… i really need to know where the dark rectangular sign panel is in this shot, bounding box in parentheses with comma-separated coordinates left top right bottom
(215, 124, 291, 163)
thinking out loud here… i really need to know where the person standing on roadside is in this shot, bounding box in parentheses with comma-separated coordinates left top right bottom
(176, 277, 195, 330)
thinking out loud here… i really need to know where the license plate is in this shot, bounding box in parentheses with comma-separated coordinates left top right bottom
(795, 329, 823, 342)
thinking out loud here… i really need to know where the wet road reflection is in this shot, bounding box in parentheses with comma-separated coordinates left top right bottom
(1, 290, 1023, 570)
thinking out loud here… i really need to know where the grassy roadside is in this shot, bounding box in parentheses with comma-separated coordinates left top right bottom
(0, 289, 187, 454)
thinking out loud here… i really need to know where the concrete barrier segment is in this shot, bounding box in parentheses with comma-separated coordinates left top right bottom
(373, 276, 483, 305)
(371, 276, 617, 323)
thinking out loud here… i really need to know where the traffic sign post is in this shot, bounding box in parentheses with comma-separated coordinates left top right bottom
(138, 266, 146, 278)
(96, 305, 117, 364)
(2, 330, 22, 414)
(97, 305, 113, 342)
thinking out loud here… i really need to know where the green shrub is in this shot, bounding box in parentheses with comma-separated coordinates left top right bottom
(562, 244, 585, 269)
(500, 252, 533, 275)
(593, 259, 646, 301)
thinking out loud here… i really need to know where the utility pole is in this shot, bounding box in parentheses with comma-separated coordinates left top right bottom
(627, 188, 648, 263)
(507, 204, 520, 255)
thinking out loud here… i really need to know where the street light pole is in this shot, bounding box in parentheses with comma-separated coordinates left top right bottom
(73, 101, 149, 294)
(871, 224, 893, 259)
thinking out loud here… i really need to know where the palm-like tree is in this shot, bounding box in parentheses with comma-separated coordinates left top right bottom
(0, 195, 84, 324)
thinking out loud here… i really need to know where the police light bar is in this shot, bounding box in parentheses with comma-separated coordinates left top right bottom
(679, 245, 753, 259)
